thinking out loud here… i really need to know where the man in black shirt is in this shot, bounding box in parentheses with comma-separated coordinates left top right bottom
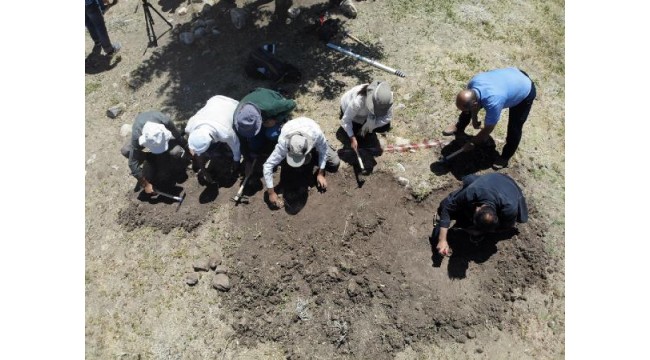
(434, 173, 528, 256)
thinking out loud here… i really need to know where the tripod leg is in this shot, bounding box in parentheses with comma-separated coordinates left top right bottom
(143, 5, 158, 47)
(147, 3, 173, 29)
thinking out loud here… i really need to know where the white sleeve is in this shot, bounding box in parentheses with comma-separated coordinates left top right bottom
(225, 133, 241, 162)
(315, 132, 328, 170)
(340, 104, 358, 138)
(262, 142, 287, 189)
(369, 107, 392, 131)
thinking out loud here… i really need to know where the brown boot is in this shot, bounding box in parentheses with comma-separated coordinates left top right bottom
(442, 123, 458, 136)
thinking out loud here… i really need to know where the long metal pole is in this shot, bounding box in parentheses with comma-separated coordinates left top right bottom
(326, 43, 406, 78)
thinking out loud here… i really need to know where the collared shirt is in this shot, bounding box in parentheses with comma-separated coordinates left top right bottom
(185, 95, 241, 162)
(340, 84, 393, 137)
(262, 117, 329, 189)
(468, 67, 532, 126)
(128, 111, 183, 179)
(438, 173, 528, 229)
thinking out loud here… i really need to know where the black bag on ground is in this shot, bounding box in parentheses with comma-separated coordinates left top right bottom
(245, 44, 301, 83)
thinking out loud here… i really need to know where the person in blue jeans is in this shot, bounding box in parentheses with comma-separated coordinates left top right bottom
(85, 0, 120, 56)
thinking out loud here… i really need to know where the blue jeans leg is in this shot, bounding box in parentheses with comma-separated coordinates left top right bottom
(85, 2, 113, 53)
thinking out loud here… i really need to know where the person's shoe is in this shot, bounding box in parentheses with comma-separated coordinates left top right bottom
(442, 123, 458, 136)
(105, 42, 121, 57)
(492, 156, 509, 170)
(339, 0, 358, 18)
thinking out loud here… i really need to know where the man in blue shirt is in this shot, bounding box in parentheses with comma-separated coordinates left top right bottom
(443, 67, 537, 169)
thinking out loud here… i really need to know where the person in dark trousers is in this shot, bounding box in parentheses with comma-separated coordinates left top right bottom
(85, 0, 121, 56)
(434, 173, 528, 256)
(120, 111, 189, 195)
(443, 67, 537, 170)
(233, 88, 296, 175)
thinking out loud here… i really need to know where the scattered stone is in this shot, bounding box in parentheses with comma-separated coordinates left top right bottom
(176, 6, 187, 15)
(346, 279, 359, 297)
(180, 32, 194, 45)
(106, 103, 125, 119)
(215, 265, 229, 274)
(120, 124, 132, 137)
(467, 330, 476, 339)
(395, 103, 406, 111)
(395, 163, 405, 172)
(209, 253, 222, 269)
(193, 257, 211, 272)
(455, 335, 467, 344)
(327, 266, 341, 280)
(193, 27, 206, 38)
(288, 7, 301, 18)
(213, 273, 231, 291)
(476, 348, 484, 354)
(185, 272, 199, 286)
(397, 177, 410, 187)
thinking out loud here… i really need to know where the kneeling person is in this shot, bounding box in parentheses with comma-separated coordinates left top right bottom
(434, 173, 528, 256)
(186, 95, 242, 185)
(121, 111, 188, 195)
(263, 117, 340, 208)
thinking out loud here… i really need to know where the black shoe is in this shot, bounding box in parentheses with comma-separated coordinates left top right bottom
(492, 156, 509, 170)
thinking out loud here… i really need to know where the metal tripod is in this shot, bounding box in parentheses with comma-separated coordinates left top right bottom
(140, 0, 173, 47)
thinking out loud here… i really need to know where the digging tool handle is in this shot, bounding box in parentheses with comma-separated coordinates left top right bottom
(354, 149, 365, 171)
(154, 189, 183, 202)
(233, 158, 258, 202)
(443, 148, 465, 162)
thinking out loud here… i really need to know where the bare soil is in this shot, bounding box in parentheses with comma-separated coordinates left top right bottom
(86, 0, 565, 358)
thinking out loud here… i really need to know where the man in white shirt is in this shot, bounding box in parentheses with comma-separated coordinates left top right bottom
(263, 117, 340, 209)
(185, 95, 242, 185)
(339, 80, 393, 152)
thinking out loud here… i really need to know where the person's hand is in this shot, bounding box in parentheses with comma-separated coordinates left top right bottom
(350, 136, 358, 152)
(316, 173, 327, 192)
(436, 239, 453, 257)
(360, 122, 372, 137)
(268, 191, 284, 209)
(143, 181, 155, 195)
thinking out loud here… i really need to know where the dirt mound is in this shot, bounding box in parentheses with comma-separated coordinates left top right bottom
(221, 170, 551, 359)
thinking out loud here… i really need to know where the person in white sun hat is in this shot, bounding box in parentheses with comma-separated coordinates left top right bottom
(185, 95, 242, 186)
(262, 117, 340, 209)
(121, 111, 189, 195)
(339, 80, 394, 152)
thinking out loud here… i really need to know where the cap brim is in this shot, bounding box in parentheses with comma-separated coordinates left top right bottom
(286, 153, 306, 168)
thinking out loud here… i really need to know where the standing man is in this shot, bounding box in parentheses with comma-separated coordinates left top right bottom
(121, 111, 189, 194)
(233, 88, 296, 172)
(339, 80, 394, 152)
(85, 0, 121, 56)
(263, 117, 340, 209)
(434, 173, 528, 256)
(185, 95, 242, 185)
(443, 67, 537, 169)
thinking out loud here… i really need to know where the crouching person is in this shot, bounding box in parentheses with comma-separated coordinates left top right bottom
(434, 173, 528, 256)
(185, 95, 242, 186)
(263, 117, 340, 209)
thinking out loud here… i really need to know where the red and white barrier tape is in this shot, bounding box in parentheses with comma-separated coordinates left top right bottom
(384, 139, 451, 153)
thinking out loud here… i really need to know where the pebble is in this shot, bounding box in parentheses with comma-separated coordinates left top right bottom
(185, 272, 199, 286)
(106, 103, 125, 119)
(395, 163, 405, 172)
(327, 266, 341, 280)
(397, 177, 410, 187)
(119, 124, 132, 137)
(346, 279, 359, 297)
(213, 273, 231, 291)
(467, 330, 476, 339)
(176, 6, 187, 15)
(215, 265, 229, 274)
(209, 253, 222, 269)
(476, 348, 484, 354)
(193, 257, 211, 272)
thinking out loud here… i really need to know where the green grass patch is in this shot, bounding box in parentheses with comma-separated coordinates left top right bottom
(86, 82, 101, 95)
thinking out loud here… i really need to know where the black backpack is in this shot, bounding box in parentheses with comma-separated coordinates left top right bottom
(244, 44, 301, 83)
